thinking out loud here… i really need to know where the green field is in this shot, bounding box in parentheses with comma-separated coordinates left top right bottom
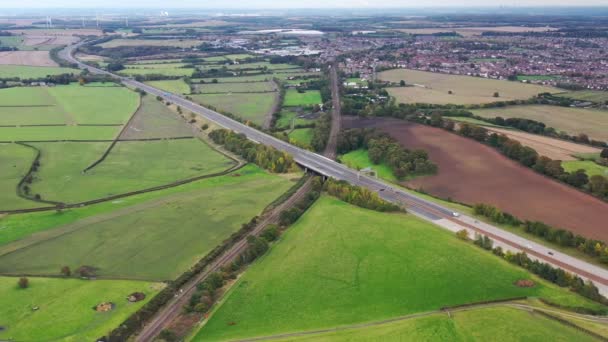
(195, 196, 604, 340)
(272, 306, 598, 342)
(120, 95, 194, 139)
(194, 81, 274, 93)
(288, 128, 313, 147)
(144, 79, 191, 94)
(0, 126, 121, 141)
(97, 39, 201, 48)
(284, 89, 323, 106)
(0, 143, 40, 210)
(191, 92, 274, 125)
(0, 165, 294, 280)
(379, 69, 558, 105)
(27, 139, 234, 204)
(340, 149, 397, 182)
(472, 105, 608, 141)
(517, 75, 560, 81)
(562, 160, 608, 177)
(557, 90, 608, 103)
(194, 75, 273, 83)
(448, 116, 500, 127)
(275, 109, 312, 129)
(0, 276, 161, 341)
(119, 66, 195, 77)
(0, 65, 79, 79)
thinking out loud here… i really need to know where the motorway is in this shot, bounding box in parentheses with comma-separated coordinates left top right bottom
(60, 43, 608, 294)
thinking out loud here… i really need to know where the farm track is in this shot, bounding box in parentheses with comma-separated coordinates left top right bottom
(231, 301, 608, 342)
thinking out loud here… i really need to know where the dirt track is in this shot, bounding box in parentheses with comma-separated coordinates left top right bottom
(343, 117, 608, 241)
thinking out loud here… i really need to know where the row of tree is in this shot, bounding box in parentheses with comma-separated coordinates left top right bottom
(323, 179, 401, 212)
(473, 202, 608, 265)
(338, 128, 437, 180)
(208, 129, 297, 173)
(460, 230, 607, 308)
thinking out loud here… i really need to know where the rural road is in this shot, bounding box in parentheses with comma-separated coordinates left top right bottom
(61, 42, 608, 294)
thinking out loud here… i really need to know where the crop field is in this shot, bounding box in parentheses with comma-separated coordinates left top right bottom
(484, 126, 601, 161)
(379, 69, 558, 105)
(340, 149, 397, 182)
(0, 143, 40, 210)
(284, 89, 323, 106)
(0, 276, 161, 341)
(0, 65, 78, 79)
(195, 196, 603, 341)
(563, 160, 608, 177)
(472, 105, 608, 141)
(288, 128, 314, 147)
(193, 81, 274, 93)
(557, 90, 608, 103)
(97, 39, 202, 48)
(26, 139, 234, 204)
(343, 117, 608, 241)
(191, 92, 274, 125)
(271, 306, 598, 342)
(144, 79, 191, 94)
(0, 165, 294, 280)
(194, 75, 274, 83)
(0, 51, 58, 67)
(119, 96, 194, 140)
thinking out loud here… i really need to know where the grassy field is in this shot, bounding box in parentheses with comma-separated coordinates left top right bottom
(0, 65, 78, 79)
(119, 66, 195, 77)
(120, 96, 194, 140)
(28, 139, 234, 203)
(557, 90, 608, 103)
(448, 116, 501, 127)
(0, 143, 40, 210)
(379, 69, 558, 105)
(562, 160, 608, 177)
(272, 306, 598, 342)
(0, 276, 161, 341)
(191, 93, 274, 125)
(472, 105, 608, 141)
(340, 149, 397, 182)
(517, 75, 560, 81)
(288, 128, 314, 147)
(194, 81, 274, 93)
(0, 126, 122, 141)
(275, 109, 312, 129)
(47, 83, 140, 124)
(195, 196, 604, 341)
(97, 39, 202, 48)
(284, 89, 323, 106)
(144, 79, 191, 94)
(0, 165, 294, 280)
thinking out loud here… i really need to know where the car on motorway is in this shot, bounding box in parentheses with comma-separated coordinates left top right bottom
(452, 212, 460, 217)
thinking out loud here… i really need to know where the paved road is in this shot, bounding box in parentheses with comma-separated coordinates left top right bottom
(61, 43, 608, 295)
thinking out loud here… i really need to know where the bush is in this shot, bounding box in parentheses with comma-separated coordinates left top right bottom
(18, 277, 29, 289)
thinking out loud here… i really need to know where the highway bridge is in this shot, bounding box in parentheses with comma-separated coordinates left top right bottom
(60, 42, 608, 294)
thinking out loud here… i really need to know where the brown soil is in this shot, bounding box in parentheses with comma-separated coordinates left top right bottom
(343, 117, 608, 241)
(514, 279, 536, 287)
(94, 302, 115, 312)
(0, 51, 57, 67)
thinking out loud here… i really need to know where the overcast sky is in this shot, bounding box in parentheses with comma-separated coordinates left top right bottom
(5, 0, 608, 8)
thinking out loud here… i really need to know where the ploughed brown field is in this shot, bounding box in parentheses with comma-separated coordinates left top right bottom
(343, 117, 608, 241)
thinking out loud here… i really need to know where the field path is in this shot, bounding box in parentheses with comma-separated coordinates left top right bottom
(230, 301, 608, 342)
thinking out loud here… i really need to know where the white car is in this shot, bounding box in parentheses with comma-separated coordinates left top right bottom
(452, 212, 460, 217)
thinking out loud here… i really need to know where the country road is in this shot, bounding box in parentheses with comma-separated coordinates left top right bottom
(60, 40, 608, 298)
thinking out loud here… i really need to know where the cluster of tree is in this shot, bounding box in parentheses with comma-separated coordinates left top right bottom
(472, 203, 521, 226)
(338, 128, 437, 180)
(464, 232, 607, 305)
(208, 129, 297, 173)
(451, 122, 608, 201)
(472, 202, 608, 265)
(82, 44, 181, 59)
(310, 112, 331, 152)
(323, 179, 401, 212)
(49, 46, 77, 68)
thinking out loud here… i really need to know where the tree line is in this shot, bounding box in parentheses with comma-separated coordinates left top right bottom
(209, 129, 297, 173)
(473, 202, 608, 265)
(323, 179, 401, 212)
(338, 128, 437, 180)
(459, 230, 608, 309)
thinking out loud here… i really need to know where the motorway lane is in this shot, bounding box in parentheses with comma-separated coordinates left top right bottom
(61, 43, 608, 294)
